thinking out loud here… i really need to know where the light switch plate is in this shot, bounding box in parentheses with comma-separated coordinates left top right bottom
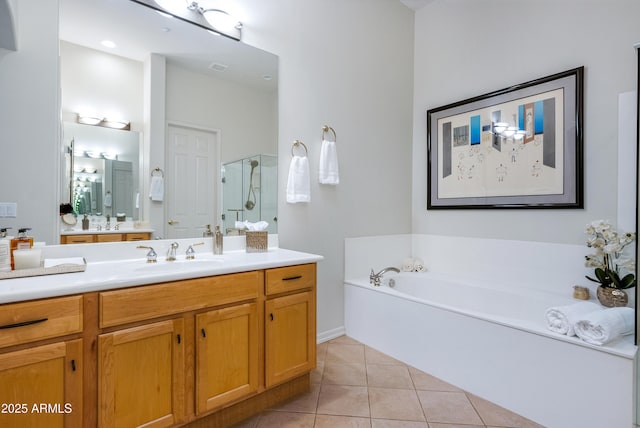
(0, 203, 17, 218)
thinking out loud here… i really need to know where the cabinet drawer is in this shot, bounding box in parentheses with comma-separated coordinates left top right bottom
(100, 270, 263, 328)
(0, 295, 83, 348)
(125, 232, 150, 241)
(96, 233, 124, 242)
(265, 264, 316, 296)
(62, 234, 95, 244)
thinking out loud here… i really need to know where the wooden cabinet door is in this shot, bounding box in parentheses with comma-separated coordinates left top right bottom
(98, 319, 185, 428)
(0, 339, 82, 428)
(265, 291, 316, 387)
(195, 303, 259, 414)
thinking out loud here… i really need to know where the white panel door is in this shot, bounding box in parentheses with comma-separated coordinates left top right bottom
(166, 125, 219, 239)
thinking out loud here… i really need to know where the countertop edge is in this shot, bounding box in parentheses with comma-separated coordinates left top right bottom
(0, 249, 323, 304)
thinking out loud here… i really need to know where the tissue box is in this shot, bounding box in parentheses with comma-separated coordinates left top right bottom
(245, 231, 268, 253)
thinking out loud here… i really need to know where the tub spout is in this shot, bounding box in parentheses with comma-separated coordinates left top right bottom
(370, 266, 400, 287)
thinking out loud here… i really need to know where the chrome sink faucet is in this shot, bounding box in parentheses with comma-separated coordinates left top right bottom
(167, 242, 179, 261)
(137, 246, 157, 263)
(185, 242, 204, 260)
(370, 266, 400, 287)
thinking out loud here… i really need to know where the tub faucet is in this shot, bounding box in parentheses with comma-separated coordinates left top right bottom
(167, 242, 179, 261)
(370, 267, 400, 287)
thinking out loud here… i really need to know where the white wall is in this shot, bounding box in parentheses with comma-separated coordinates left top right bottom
(0, 0, 59, 244)
(165, 63, 277, 162)
(413, 0, 640, 244)
(239, 0, 415, 336)
(60, 41, 143, 129)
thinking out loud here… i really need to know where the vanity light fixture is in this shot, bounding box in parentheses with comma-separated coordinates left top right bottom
(77, 114, 131, 131)
(81, 151, 119, 161)
(135, 0, 242, 40)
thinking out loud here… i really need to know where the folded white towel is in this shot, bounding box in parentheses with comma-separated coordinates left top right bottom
(319, 139, 339, 185)
(545, 301, 601, 336)
(286, 155, 310, 203)
(149, 176, 164, 202)
(574, 307, 634, 345)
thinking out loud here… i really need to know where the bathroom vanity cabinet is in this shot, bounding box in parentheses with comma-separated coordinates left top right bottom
(0, 295, 84, 428)
(265, 264, 316, 387)
(60, 232, 151, 244)
(0, 262, 317, 428)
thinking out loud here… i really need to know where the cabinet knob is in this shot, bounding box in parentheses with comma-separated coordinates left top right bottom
(201, 328, 206, 338)
(269, 313, 274, 321)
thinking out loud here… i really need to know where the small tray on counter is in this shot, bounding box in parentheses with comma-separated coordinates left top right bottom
(0, 258, 87, 280)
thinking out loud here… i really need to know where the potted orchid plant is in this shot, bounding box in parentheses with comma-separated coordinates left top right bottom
(584, 219, 636, 307)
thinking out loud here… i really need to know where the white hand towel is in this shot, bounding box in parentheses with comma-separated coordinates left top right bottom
(286, 155, 310, 203)
(544, 301, 601, 336)
(149, 176, 164, 202)
(574, 307, 634, 345)
(319, 139, 339, 185)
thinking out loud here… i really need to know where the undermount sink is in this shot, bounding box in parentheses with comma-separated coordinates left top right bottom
(134, 258, 223, 272)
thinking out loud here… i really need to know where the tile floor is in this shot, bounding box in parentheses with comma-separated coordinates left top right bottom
(235, 336, 544, 428)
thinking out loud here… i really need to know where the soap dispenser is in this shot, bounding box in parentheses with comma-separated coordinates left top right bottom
(203, 224, 213, 238)
(82, 215, 89, 230)
(10, 228, 33, 270)
(214, 225, 223, 255)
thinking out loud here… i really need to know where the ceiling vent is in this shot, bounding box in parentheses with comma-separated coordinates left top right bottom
(209, 62, 228, 72)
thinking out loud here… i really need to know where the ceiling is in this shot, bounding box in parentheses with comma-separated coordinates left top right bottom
(59, 0, 277, 90)
(399, 0, 435, 10)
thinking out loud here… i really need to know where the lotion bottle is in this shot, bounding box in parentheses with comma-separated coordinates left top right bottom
(214, 225, 223, 255)
(0, 228, 12, 271)
(10, 228, 33, 270)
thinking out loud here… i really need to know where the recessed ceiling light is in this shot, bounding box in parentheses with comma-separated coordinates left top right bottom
(101, 40, 116, 49)
(263, 75, 273, 81)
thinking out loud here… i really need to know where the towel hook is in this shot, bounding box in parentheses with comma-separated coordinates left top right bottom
(322, 125, 337, 143)
(151, 167, 164, 178)
(291, 140, 308, 157)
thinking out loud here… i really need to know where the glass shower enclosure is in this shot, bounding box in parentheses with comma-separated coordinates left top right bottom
(221, 154, 277, 235)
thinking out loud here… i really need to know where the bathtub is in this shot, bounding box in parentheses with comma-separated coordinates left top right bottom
(344, 272, 636, 428)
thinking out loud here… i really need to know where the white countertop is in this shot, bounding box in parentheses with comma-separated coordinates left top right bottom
(0, 236, 322, 304)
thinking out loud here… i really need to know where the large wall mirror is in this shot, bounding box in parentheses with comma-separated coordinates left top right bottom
(59, 0, 278, 240)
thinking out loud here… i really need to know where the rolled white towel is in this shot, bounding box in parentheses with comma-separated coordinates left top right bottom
(545, 301, 601, 336)
(401, 258, 414, 272)
(574, 307, 634, 346)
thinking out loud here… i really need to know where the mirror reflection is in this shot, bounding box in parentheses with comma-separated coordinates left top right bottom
(58, 0, 278, 241)
(222, 155, 278, 235)
(64, 121, 142, 220)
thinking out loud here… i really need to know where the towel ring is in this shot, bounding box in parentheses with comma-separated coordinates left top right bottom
(322, 125, 337, 142)
(291, 140, 308, 157)
(151, 167, 164, 178)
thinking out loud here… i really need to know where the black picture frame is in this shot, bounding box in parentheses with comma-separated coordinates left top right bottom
(427, 67, 584, 209)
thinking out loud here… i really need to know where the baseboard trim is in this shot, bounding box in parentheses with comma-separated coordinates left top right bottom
(317, 326, 345, 343)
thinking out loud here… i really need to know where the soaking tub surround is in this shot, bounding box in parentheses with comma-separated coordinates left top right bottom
(344, 234, 637, 428)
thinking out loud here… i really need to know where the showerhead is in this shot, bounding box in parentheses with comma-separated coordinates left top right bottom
(245, 160, 259, 210)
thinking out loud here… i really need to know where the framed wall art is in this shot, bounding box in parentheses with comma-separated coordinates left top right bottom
(427, 67, 584, 209)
